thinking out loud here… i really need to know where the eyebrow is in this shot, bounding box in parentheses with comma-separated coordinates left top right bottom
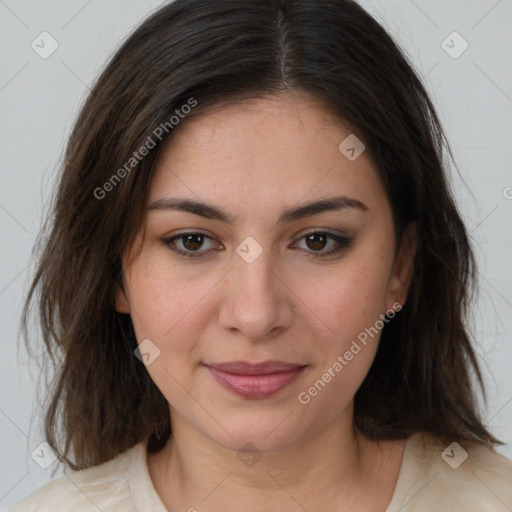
(148, 195, 369, 224)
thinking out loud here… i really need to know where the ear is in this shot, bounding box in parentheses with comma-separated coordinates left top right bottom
(386, 222, 417, 310)
(115, 281, 131, 314)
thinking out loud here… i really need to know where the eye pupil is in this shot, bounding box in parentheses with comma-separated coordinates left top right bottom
(306, 233, 327, 251)
(183, 234, 204, 251)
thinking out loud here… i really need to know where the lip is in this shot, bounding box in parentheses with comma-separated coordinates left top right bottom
(203, 361, 307, 399)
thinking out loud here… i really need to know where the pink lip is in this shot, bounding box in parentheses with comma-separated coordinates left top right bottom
(203, 361, 307, 399)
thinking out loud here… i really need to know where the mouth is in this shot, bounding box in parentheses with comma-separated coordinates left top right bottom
(202, 361, 308, 399)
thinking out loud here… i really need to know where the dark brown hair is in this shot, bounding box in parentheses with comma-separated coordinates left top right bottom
(22, 0, 502, 471)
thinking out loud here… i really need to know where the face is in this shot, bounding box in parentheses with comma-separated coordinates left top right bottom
(116, 92, 416, 453)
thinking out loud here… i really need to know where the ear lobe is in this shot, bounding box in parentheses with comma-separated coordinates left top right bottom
(386, 222, 417, 309)
(115, 281, 131, 314)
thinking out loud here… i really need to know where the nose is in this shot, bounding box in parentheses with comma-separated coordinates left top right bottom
(218, 242, 295, 342)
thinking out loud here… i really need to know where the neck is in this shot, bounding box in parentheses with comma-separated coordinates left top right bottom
(147, 407, 401, 511)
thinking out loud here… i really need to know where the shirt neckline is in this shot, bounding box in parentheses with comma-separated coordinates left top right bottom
(130, 438, 169, 511)
(384, 431, 425, 511)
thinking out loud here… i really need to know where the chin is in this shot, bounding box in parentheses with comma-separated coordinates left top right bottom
(198, 408, 307, 454)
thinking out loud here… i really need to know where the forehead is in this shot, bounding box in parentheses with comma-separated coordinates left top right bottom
(149, 93, 388, 217)
(156, 93, 352, 164)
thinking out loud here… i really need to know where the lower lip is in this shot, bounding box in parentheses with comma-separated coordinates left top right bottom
(204, 365, 306, 399)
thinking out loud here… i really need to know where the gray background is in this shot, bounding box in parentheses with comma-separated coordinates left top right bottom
(1, 0, 511, 509)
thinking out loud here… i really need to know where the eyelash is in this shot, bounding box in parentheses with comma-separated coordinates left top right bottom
(161, 230, 353, 259)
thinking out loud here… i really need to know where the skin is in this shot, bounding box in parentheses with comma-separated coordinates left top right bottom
(116, 91, 417, 511)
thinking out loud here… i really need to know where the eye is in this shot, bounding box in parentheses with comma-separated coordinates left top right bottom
(291, 230, 353, 258)
(162, 231, 221, 258)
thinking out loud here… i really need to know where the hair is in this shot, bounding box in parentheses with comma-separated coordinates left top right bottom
(22, 0, 502, 472)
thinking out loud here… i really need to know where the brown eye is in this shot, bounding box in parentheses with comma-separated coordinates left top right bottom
(305, 233, 328, 251)
(182, 233, 205, 251)
(293, 231, 353, 259)
(162, 231, 221, 258)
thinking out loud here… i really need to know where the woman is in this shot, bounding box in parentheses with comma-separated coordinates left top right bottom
(13, 0, 512, 510)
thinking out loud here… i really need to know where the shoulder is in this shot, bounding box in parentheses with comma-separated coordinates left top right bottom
(10, 443, 143, 512)
(391, 431, 512, 511)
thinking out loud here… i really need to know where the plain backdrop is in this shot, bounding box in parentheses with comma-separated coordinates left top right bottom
(1, 0, 511, 509)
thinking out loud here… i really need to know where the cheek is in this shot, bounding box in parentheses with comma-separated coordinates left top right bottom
(294, 242, 393, 342)
(289, 240, 394, 403)
(123, 262, 219, 401)
(125, 250, 214, 338)
(124, 255, 215, 405)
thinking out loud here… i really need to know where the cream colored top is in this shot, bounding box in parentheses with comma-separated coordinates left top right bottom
(11, 431, 512, 511)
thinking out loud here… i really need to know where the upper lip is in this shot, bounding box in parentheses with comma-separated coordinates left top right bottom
(203, 361, 307, 375)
